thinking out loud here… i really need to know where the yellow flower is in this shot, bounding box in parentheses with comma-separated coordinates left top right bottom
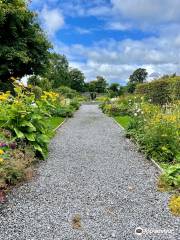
(0, 149, 4, 155)
(0, 158, 4, 163)
(0, 92, 10, 101)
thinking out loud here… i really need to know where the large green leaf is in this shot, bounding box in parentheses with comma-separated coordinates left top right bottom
(32, 143, 43, 153)
(32, 143, 46, 159)
(21, 121, 36, 131)
(14, 128, 24, 138)
(37, 134, 50, 144)
(31, 114, 42, 120)
(24, 133, 36, 141)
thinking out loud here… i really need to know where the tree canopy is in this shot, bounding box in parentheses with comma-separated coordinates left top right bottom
(40, 53, 86, 92)
(129, 68, 148, 84)
(69, 68, 85, 92)
(109, 83, 120, 93)
(86, 76, 107, 93)
(44, 53, 70, 89)
(0, 0, 51, 89)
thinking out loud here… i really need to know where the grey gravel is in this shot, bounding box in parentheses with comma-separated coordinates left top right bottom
(0, 104, 179, 240)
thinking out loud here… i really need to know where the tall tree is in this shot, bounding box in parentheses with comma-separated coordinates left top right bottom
(108, 83, 121, 97)
(69, 68, 85, 92)
(86, 76, 108, 93)
(44, 53, 70, 89)
(95, 76, 107, 93)
(129, 68, 148, 84)
(127, 68, 148, 93)
(0, 0, 51, 90)
(109, 83, 120, 93)
(28, 75, 52, 91)
(86, 81, 96, 92)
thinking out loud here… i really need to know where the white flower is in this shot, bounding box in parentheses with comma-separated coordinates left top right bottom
(134, 113, 137, 116)
(111, 98, 117, 102)
(31, 102, 37, 107)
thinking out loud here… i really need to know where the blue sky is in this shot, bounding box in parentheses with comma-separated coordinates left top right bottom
(30, 0, 180, 85)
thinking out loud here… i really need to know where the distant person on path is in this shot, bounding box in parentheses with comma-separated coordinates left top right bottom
(90, 92, 96, 100)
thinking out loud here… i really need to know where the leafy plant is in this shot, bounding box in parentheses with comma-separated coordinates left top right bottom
(0, 87, 52, 158)
(158, 165, 180, 191)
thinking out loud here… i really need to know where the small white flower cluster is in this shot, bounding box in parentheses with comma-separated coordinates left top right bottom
(31, 102, 37, 107)
(133, 104, 144, 117)
(111, 98, 118, 102)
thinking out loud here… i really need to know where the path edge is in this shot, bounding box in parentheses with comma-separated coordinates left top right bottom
(112, 117, 164, 173)
(54, 118, 67, 132)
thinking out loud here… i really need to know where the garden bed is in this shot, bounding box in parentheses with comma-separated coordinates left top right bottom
(0, 85, 81, 197)
(100, 93, 180, 215)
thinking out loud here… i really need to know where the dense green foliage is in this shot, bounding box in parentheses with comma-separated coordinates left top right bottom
(27, 53, 86, 92)
(0, 0, 51, 90)
(101, 94, 180, 196)
(136, 77, 180, 105)
(100, 95, 180, 164)
(69, 68, 85, 92)
(159, 164, 180, 191)
(28, 75, 52, 91)
(0, 84, 81, 187)
(86, 76, 107, 93)
(44, 53, 70, 89)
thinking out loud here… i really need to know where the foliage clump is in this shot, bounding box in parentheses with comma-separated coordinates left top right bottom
(136, 77, 180, 105)
(0, 0, 51, 90)
(0, 83, 81, 188)
(158, 165, 180, 191)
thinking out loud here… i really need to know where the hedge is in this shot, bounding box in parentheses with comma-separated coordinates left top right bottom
(136, 77, 180, 105)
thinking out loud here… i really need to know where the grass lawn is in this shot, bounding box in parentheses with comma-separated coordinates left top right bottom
(45, 117, 65, 131)
(114, 115, 132, 130)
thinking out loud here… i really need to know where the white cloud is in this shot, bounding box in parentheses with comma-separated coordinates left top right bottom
(75, 27, 92, 34)
(106, 22, 131, 31)
(31, 0, 180, 84)
(87, 6, 111, 17)
(54, 31, 180, 84)
(111, 0, 180, 24)
(40, 6, 65, 36)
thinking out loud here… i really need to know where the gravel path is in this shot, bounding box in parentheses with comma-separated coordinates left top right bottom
(0, 104, 179, 240)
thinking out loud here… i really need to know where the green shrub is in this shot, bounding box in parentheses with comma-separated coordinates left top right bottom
(158, 164, 180, 191)
(136, 77, 180, 105)
(104, 95, 180, 163)
(51, 106, 74, 118)
(57, 86, 77, 99)
(0, 87, 53, 159)
(101, 103, 122, 116)
(126, 99, 180, 163)
(142, 119, 179, 162)
(32, 86, 42, 99)
(70, 99, 80, 110)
